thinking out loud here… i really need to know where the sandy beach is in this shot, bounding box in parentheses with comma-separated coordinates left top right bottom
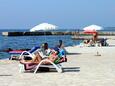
(0, 37, 115, 86)
(0, 0, 115, 85)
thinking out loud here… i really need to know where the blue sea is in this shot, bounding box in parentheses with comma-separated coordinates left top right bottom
(0, 28, 115, 59)
(0, 29, 82, 59)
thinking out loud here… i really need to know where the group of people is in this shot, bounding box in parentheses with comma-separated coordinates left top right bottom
(19, 40, 67, 70)
(81, 32, 108, 47)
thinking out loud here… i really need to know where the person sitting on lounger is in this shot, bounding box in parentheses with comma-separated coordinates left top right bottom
(57, 40, 64, 49)
(56, 40, 66, 57)
(20, 42, 66, 70)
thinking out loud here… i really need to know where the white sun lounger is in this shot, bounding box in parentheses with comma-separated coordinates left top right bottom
(34, 59, 63, 73)
(19, 51, 65, 73)
(19, 59, 63, 73)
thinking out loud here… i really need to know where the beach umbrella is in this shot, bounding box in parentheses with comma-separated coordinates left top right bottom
(30, 23, 57, 32)
(30, 23, 58, 42)
(83, 25, 103, 56)
(83, 25, 103, 34)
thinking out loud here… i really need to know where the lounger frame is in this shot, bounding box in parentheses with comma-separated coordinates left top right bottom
(19, 51, 63, 73)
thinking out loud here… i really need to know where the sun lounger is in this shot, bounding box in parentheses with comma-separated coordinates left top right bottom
(18, 46, 40, 60)
(19, 56, 67, 73)
(19, 47, 67, 73)
(9, 50, 24, 60)
(19, 59, 64, 73)
(9, 46, 40, 60)
(34, 59, 63, 73)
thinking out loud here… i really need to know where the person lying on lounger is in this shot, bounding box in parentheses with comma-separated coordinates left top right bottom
(19, 43, 66, 70)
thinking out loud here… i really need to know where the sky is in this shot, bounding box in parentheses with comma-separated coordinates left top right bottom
(0, 0, 115, 30)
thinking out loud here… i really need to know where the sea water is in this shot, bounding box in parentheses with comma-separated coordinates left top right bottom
(0, 28, 115, 59)
(0, 34, 81, 59)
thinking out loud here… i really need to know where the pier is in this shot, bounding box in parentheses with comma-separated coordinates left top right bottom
(2, 31, 74, 36)
(2, 31, 115, 36)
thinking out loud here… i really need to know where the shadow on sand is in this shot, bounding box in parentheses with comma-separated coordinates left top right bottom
(27, 67, 80, 73)
(66, 53, 82, 55)
(62, 67, 80, 72)
(0, 74, 12, 76)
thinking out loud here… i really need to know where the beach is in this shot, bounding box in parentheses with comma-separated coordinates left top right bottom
(0, 37, 115, 86)
(0, 0, 115, 85)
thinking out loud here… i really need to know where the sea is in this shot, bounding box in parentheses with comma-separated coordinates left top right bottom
(0, 29, 82, 59)
(0, 28, 115, 59)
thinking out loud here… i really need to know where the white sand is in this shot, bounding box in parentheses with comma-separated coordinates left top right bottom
(0, 37, 115, 86)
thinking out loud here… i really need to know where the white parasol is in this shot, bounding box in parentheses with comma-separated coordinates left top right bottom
(30, 23, 57, 32)
(83, 24, 103, 34)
